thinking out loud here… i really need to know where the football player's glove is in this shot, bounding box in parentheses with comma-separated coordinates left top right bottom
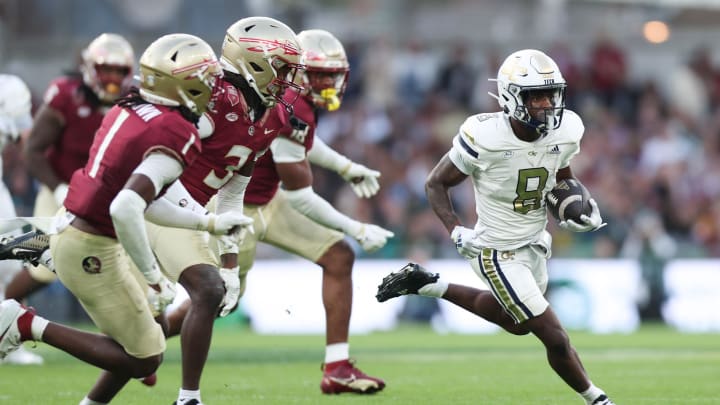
(352, 223, 394, 253)
(218, 266, 240, 317)
(207, 212, 254, 236)
(340, 163, 381, 199)
(146, 272, 176, 315)
(451, 225, 484, 259)
(559, 199, 606, 232)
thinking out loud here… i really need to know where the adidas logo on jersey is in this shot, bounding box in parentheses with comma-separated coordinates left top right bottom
(548, 145, 560, 154)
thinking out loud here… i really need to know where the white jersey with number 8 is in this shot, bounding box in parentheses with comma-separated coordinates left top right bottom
(447, 110, 584, 250)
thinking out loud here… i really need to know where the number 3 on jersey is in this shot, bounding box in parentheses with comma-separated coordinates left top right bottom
(513, 167, 548, 214)
(203, 145, 252, 190)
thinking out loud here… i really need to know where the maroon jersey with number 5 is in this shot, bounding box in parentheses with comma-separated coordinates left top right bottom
(64, 103, 201, 237)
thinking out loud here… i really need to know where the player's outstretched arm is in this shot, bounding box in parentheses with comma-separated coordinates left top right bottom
(307, 136, 380, 198)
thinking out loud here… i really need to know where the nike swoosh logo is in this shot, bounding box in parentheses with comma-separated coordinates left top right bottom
(264, 129, 274, 134)
(328, 374, 356, 385)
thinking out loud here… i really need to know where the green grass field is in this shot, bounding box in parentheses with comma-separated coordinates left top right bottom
(0, 322, 717, 404)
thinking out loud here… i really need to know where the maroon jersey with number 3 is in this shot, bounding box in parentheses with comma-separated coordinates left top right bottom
(43, 76, 108, 183)
(244, 89, 315, 205)
(64, 103, 201, 237)
(179, 79, 288, 206)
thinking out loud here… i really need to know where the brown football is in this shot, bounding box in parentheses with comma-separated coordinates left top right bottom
(545, 179, 592, 223)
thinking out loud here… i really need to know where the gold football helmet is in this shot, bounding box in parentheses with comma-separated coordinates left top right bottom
(138, 33, 222, 115)
(81, 33, 135, 103)
(220, 16, 305, 109)
(297, 29, 349, 111)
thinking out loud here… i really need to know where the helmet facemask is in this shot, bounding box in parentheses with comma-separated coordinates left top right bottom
(304, 68, 348, 111)
(263, 55, 305, 110)
(512, 84, 567, 136)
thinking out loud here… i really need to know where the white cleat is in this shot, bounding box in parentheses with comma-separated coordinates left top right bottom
(2, 345, 43, 365)
(0, 299, 29, 360)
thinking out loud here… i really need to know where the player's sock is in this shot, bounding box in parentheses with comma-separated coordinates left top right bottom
(580, 383, 606, 404)
(418, 280, 449, 298)
(79, 397, 107, 405)
(39, 250, 55, 272)
(177, 388, 201, 404)
(30, 314, 49, 341)
(325, 342, 349, 364)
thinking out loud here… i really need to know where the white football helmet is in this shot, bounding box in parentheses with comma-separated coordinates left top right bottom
(297, 29, 349, 111)
(0, 74, 33, 144)
(138, 33, 222, 115)
(489, 49, 567, 136)
(220, 16, 305, 109)
(81, 33, 135, 103)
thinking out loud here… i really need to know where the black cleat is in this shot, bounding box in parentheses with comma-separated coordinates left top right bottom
(591, 395, 616, 405)
(0, 230, 50, 266)
(375, 262, 439, 303)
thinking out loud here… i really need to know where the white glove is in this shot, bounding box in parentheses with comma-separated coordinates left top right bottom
(451, 225, 484, 259)
(207, 212, 254, 236)
(218, 266, 240, 317)
(352, 223, 394, 253)
(53, 183, 69, 206)
(146, 274, 176, 315)
(340, 163, 381, 198)
(559, 199, 607, 232)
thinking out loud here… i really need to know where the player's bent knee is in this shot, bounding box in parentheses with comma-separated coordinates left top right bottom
(319, 241, 355, 271)
(132, 354, 162, 378)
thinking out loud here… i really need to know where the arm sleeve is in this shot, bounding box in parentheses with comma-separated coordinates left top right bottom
(109, 189, 163, 284)
(132, 152, 184, 196)
(283, 186, 362, 236)
(270, 137, 307, 164)
(306, 136, 351, 174)
(216, 174, 250, 214)
(145, 197, 210, 230)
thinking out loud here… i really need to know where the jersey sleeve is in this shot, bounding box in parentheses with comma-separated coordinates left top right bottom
(448, 116, 489, 174)
(149, 115, 202, 168)
(270, 136, 306, 163)
(44, 78, 72, 116)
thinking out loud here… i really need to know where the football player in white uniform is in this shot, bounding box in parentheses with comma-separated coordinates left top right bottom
(376, 49, 615, 405)
(0, 74, 44, 365)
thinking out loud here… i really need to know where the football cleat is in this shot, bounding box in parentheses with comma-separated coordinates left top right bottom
(375, 262, 439, 303)
(0, 299, 35, 360)
(172, 399, 203, 405)
(591, 394, 616, 405)
(320, 359, 385, 394)
(0, 230, 50, 266)
(1, 345, 43, 365)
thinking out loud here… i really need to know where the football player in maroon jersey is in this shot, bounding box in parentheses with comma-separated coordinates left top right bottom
(0, 34, 250, 405)
(6, 33, 135, 306)
(165, 29, 392, 395)
(130, 17, 304, 405)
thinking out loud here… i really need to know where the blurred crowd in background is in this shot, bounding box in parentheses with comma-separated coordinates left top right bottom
(2, 0, 720, 321)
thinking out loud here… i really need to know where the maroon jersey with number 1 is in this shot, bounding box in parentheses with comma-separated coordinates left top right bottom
(64, 103, 201, 237)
